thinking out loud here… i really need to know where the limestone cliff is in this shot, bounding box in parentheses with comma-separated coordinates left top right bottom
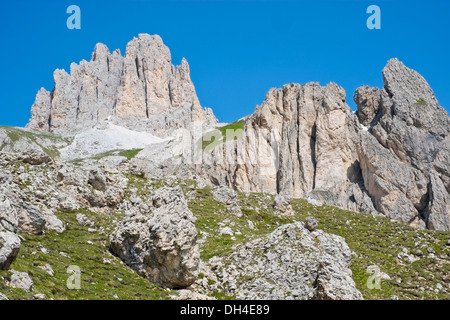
(197, 59, 450, 230)
(26, 34, 217, 137)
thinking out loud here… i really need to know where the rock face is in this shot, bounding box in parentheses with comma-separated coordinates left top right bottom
(110, 186, 200, 288)
(197, 59, 450, 230)
(198, 82, 375, 216)
(211, 186, 242, 217)
(203, 222, 362, 300)
(0, 231, 21, 270)
(355, 58, 450, 230)
(27, 34, 217, 137)
(8, 270, 33, 292)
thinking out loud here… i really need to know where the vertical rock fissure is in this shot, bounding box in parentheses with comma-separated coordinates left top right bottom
(75, 86, 82, 120)
(311, 121, 317, 190)
(135, 57, 140, 79)
(141, 58, 149, 118)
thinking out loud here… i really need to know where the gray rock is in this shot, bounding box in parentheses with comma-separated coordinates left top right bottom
(18, 202, 46, 235)
(88, 169, 107, 192)
(8, 270, 33, 292)
(0, 231, 21, 270)
(110, 186, 199, 288)
(76, 213, 95, 227)
(273, 191, 294, 215)
(27, 34, 217, 137)
(212, 186, 238, 205)
(211, 186, 242, 217)
(305, 217, 318, 231)
(205, 222, 362, 300)
(33, 293, 46, 300)
(37, 264, 54, 276)
(20, 152, 52, 166)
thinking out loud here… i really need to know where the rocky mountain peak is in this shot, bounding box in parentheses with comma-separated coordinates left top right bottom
(197, 58, 450, 231)
(26, 34, 217, 137)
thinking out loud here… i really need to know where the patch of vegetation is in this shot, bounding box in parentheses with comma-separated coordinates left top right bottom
(291, 199, 450, 300)
(183, 181, 450, 300)
(119, 149, 143, 160)
(0, 126, 69, 159)
(200, 120, 245, 151)
(0, 208, 173, 300)
(71, 148, 143, 164)
(185, 185, 291, 260)
(416, 98, 427, 106)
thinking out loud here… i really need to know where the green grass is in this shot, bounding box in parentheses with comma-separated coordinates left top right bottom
(71, 148, 143, 164)
(183, 181, 450, 300)
(0, 208, 173, 300)
(0, 126, 69, 159)
(185, 185, 291, 260)
(1, 165, 448, 300)
(200, 120, 245, 151)
(416, 98, 427, 105)
(119, 149, 143, 160)
(291, 199, 450, 300)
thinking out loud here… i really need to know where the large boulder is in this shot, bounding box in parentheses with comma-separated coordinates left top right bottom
(211, 186, 242, 217)
(8, 270, 33, 292)
(110, 186, 199, 288)
(0, 231, 21, 270)
(17, 202, 46, 235)
(205, 222, 362, 300)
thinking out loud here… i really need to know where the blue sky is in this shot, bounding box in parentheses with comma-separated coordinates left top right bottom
(0, 0, 449, 126)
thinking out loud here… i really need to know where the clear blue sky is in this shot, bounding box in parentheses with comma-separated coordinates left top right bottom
(0, 0, 449, 127)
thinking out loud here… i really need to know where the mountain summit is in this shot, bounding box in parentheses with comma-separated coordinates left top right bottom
(26, 34, 217, 137)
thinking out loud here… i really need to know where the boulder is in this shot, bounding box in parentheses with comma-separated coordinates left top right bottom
(88, 169, 107, 192)
(305, 216, 318, 231)
(8, 270, 33, 292)
(110, 186, 199, 288)
(206, 222, 362, 300)
(273, 191, 294, 215)
(0, 231, 21, 270)
(211, 186, 242, 217)
(17, 202, 46, 235)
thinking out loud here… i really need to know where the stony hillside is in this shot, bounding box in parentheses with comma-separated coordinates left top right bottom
(1, 34, 449, 300)
(0, 151, 448, 300)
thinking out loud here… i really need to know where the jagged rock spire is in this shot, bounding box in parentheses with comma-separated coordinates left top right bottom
(27, 34, 217, 136)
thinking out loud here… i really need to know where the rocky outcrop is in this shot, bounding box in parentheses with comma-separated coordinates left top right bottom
(211, 186, 242, 217)
(27, 34, 217, 137)
(201, 222, 362, 300)
(0, 231, 21, 270)
(8, 270, 33, 292)
(197, 82, 374, 215)
(355, 59, 450, 230)
(110, 186, 199, 288)
(273, 191, 294, 215)
(197, 59, 450, 230)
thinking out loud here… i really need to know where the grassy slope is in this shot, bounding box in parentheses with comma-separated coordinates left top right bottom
(1, 172, 449, 300)
(0, 209, 172, 300)
(0, 126, 71, 159)
(201, 120, 245, 151)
